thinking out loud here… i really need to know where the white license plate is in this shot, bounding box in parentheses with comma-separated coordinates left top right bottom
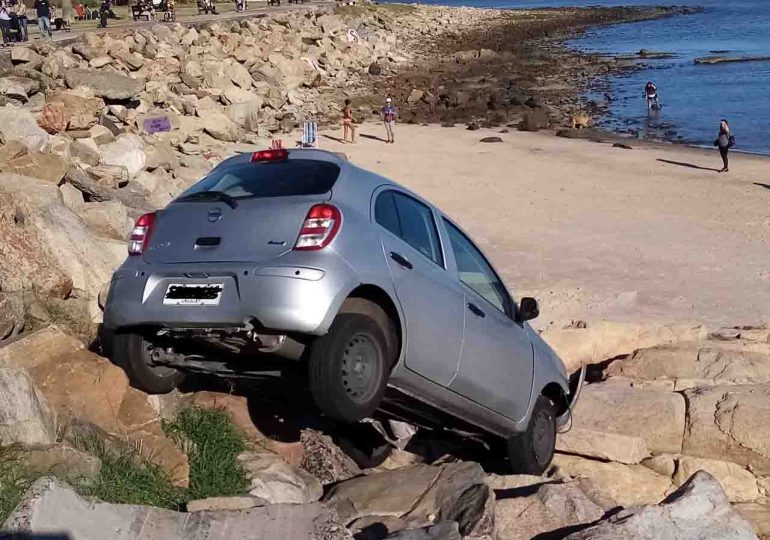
(163, 283, 224, 306)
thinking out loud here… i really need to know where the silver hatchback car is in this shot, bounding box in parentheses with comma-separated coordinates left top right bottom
(103, 148, 583, 473)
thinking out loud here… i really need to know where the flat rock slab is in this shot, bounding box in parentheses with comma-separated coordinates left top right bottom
(556, 427, 650, 464)
(4, 478, 351, 540)
(551, 454, 672, 507)
(325, 461, 492, 536)
(606, 341, 770, 385)
(682, 384, 770, 475)
(563, 471, 758, 540)
(570, 381, 685, 454)
(63, 69, 145, 101)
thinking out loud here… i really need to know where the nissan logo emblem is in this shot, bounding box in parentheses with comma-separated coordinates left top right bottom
(208, 208, 223, 223)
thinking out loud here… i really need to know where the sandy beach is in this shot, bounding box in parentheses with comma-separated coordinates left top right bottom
(317, 124, 770, 330)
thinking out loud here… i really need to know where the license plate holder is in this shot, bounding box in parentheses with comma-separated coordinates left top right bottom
(163, 283, 224, 306)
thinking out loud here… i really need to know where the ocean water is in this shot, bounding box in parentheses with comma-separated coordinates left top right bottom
(384, 0, 770, 154)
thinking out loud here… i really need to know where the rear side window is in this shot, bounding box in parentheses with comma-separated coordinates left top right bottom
(375, 190, 444, 267)
(183, 159, 340, 199)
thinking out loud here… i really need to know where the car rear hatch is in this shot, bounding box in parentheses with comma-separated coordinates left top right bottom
(143, 152, 341, 265)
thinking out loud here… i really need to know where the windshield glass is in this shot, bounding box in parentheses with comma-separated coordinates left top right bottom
(181, 159, 341, 200)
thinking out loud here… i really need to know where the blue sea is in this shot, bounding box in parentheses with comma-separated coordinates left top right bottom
(386, 0, 770, 154)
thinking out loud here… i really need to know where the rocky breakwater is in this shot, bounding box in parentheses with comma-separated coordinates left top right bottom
(0, 321, 767, 539)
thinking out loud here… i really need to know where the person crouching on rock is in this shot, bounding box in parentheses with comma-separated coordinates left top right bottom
(381, 97, 397, 144)
(342, 99, 356, 144)
(714, 119, 735, 173)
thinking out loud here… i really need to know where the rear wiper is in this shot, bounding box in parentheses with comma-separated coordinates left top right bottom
(176, 190, 238, 209)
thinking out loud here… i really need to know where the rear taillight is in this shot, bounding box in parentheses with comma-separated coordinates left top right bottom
(128, 212, 156, 256)
(251, 149, 289, 163)
(294, 204, 342, 251)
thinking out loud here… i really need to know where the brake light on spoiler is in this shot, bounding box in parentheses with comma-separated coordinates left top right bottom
(294, 204, 342, 251)
(251, 149, 289, 163)
(128, 212, 156, 255)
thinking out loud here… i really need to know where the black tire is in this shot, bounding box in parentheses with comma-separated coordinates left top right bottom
(112, 333, 186, 394)
(337, 436, 393, 469)
(506, 395, 557, 475)
(308, 300, 397, 423)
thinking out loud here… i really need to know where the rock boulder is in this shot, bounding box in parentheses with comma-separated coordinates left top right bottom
(563, 471, 758, 540)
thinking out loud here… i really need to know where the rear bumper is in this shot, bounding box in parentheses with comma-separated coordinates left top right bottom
(103, 258, 355, 335)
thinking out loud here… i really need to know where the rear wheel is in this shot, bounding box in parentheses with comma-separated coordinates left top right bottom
(506, 395, 557, 475)
(112, 333, 186, 394)
(308, 300, 396, 423)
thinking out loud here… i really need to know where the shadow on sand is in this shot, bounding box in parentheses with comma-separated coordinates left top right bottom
(753, 182, 770, 191)
(360, 133, 389, 143)
(657, 158, 721, 172)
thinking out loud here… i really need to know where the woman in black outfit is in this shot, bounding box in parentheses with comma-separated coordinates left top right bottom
(714, 119, 735, 173)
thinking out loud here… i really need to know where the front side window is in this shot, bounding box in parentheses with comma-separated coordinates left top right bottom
(444, 219, 511, 316)
(374, 190, 444, 266)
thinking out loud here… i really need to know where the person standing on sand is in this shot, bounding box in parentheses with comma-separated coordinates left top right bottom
(14, 0, 29, 42)
(0, 2, 11, 47)
(342, 99, 356, 144)
(381, 97, 397, 144)
(714, 119, 735, 173)
(32, 0, 51, 38)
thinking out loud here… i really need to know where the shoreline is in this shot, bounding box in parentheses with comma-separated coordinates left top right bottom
(341, 3, 700, 145)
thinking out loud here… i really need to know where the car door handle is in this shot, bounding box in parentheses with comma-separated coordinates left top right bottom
(390, 252, 413, 270)
(467, 302, 485, 318)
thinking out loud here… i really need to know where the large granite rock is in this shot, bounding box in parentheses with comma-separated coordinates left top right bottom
(0, 105, 50, 152)
(0, 173, 124, 310)
(496, 481, 605, 540)
(0, 326, 189, 486)
(0, 368, 56, 445)
(3, 477, 352, 539)
(673, 456, 759, 503)
(99, 134, 147, 179)
(63, 69, 146, 100)
(325, 461, 494, 538)
(563, 471, 758, 540)
(542, 321, 706, 372)
(551, 453, 673, 507)
(237, 451, 323, 505)
(683, 384, 770, 475)
(556, 427, 650, 464)
(606, 340, 770, 386)
(569, 381, 686, 454)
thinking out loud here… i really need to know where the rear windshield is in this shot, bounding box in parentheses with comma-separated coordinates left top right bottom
(182, 159, 341, 199)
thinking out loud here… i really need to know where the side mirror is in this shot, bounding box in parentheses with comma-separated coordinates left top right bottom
(518, 297, 539, 322)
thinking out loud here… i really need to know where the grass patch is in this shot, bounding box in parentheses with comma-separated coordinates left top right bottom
(0, 445, 35, 524)
(75, 436, 184, 510)
(1, 407, 249, 518)
(163, 407, 250, 501)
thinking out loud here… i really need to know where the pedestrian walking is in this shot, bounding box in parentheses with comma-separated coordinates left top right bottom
(381, 97, 397, 144)
(714, 119, 735, 173)
(342, 98, 356, 144)
(0, 1, 13, 46)
(32, 0, 51, 38)
(14, 0, 29, 41)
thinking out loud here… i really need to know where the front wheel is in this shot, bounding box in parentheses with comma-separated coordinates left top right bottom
(112, 333, 186, 394)
(308, 301, 396, 423)
(506, 395, 557, 475)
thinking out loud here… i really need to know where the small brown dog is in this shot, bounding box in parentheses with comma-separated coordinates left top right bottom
(572, 114, 591, 129)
